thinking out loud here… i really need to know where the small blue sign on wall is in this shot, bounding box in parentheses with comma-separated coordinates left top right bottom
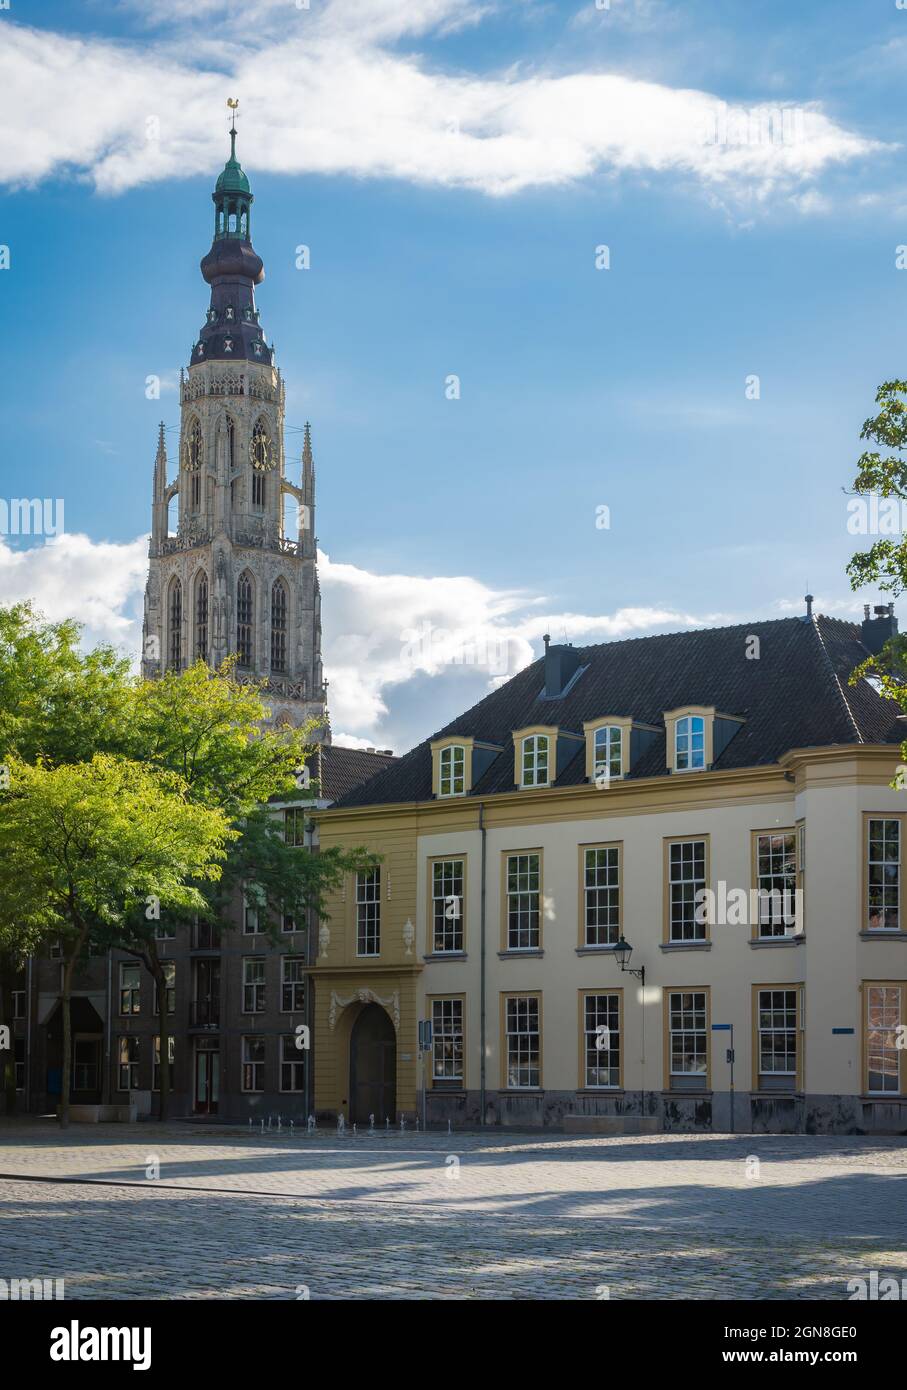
(832, 1027, 855, 1035)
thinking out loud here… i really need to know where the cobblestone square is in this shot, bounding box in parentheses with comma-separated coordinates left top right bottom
(1, 1121, 905, 1299)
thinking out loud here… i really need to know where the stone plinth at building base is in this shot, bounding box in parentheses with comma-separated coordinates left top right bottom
(563, 1114, 660, 1135)
(57, 1104, 138, 1124)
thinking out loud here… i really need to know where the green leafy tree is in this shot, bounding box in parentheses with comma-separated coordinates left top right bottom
(0, 754, 233, 1127)
(847, 380, 907, 704)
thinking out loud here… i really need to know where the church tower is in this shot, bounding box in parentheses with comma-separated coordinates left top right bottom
(142, 113, 328, 736)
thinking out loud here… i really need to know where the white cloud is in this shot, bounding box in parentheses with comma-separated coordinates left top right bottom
(0, 5, 883, 202)
(0, 528, 716, 752)
(0, 533, 148, 656)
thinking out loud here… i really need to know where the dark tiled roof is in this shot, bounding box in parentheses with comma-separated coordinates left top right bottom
(318, 744, 397, 802)
(330, 615, 903, 810)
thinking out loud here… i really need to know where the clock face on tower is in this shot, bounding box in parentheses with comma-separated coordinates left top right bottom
(250, 421, 274, 471)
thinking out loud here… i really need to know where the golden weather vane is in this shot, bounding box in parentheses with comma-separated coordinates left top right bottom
(227, 97, 240, 136)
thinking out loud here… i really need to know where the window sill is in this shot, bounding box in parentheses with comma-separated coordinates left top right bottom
(497, 949, 544, 959)
(659, 940, 711, 952)
(576, 945, 620, 956)
(859, 930, 907, 941)
(861, 1093, 907, 1102)
(661, 1088, 712, 1097)
(423, 952, 468, 962)
(577, 1087, 624, 1095)
(428, 1087, 466, 1096)
(749, 934, 805, 948)
(499, 1088, 545, 1096)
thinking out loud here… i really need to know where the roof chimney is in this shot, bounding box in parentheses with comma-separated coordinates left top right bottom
(861, 600, 898, 655)
(805, 593, 813, 619)
(543, 639, 583, 699)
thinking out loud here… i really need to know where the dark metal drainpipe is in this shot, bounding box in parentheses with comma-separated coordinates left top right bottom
(479, 803, 487, 1125)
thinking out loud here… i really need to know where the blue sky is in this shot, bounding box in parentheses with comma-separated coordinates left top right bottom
(2, 0, 907, 750)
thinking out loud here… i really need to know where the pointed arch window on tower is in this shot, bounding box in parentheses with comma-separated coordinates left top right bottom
(169, 578, 182, 671)
(195, 572, 208, 663)
(185, 418, 203, 511)
(237, 572, 254, 667)
(226, 416, 236, 471)
(271, 579, 288, 673)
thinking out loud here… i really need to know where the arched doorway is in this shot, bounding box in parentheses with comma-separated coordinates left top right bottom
(349, 1003, 396, 1124)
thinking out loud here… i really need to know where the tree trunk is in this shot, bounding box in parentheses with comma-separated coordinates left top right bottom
(152, 955, 171, 1122)
(0, 949, 17, 1116)
(58, 927, 87, 1130)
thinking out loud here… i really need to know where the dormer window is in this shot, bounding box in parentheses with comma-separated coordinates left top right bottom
(439, 744, 466, 797)
(675, 716, 705, 771)
(521, 734, 549, 788)
(593, 725, 622, 782)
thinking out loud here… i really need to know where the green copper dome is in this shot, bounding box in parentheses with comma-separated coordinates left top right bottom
(215, 130, 250, 194)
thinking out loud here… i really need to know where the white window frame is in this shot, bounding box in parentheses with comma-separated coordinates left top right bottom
(756, 988, 800, 1081)
(117, 1035, 139, 1091)
(152, 1035, 175, 1092)
(755, 831, 797, 939)
(592, 725, 622, 781)
(504, 995, 541, 1089)
(867, 818, 901, 932)
(439, 744, 466, 797)
(866, 984, 902, 1095)
(675, 715, 705, 771)
(281, 956, 305, 1013)
(242, 957, 266, 1014)
(431, 998, 464, 1084)
(280, 1034, 305, 1093)
(521, 734, 549, 788)
(668, 991, 708, 1078)
(356, 869, 381, 957)
(242, 1035, 266, 1093)
(668, 839, 707, 942)
(506, 852, 540, 951)
(432, 859, 464, 954)
(583, 846, 620, 947)
(119, 962, 141, 1016)
(583, 993, 620, 1089)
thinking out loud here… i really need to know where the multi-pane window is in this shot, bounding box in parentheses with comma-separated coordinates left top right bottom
(583, 846, 620, 946)
(867, 819, 901, 931)
(72, 1039, 98, 1092)
(252, 471, 265, 508)
(152, 1036, 175, 1092)
(284, 807, 306, 846)
(168, 578, 182, 670)
(756, 988, 799, 1087)
(431, 998, 464, 1084)
(281, 956, 305, 1012)
(592, 726, 622, 781)
(506, 852, 540, 950)
(237, 573, 254, 666)
(242, 1036, 265, 1092)
(282, 913, 297, 934)
(432, 859, 464, 953)
(119, 962, 141, 1016)
(242, 958, 266, 1013)
(356, 869, 381, 956)
(155, 919, 175, 940)
(14, 1040, 24, 1092)
(521, 735, 549, 788)
(153, 962, 176, 1017)
(117, 1036, 139, 1091)
(438, 744, 466, 797)
(583, 993, 620, 1088)
(866, 985, 902, 1093)
(668, 839, 707, 941)
(243, 890, 260, 935)
(12, 989, 24, 1020)
(755, 831, 798, 938)
(271, 580, 288, 672)
(195, 572, 208, 662)
(281, 1035, 305, 1092)
(504, 995, 541, 1089)
(668, 991, 708, 1080)
(675, 715, 705, 771)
